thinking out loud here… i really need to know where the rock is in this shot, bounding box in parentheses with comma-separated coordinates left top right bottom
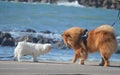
(0, 31, 4, 44)
(0, 30, 69, 49)
(21, 29, 36, 33)
(77, 0, 120, 10)
(41, 0, 57, 4)
(14, 31, 69, 49)
(15, 35, 38, 43)
(1, 37, 15, 46)
(2, 33, 11, 38)
(37, 35, 53, 44)
(40, 30, 54, 34)
(0, 32, 15, 46)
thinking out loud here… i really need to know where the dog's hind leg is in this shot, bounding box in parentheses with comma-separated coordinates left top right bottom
(100, 52, 110, 67)
(99, 57, 105, 66)
(102, 56, 109, 67)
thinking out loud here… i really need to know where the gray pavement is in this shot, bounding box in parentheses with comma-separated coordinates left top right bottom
(0, 61, 120, 75)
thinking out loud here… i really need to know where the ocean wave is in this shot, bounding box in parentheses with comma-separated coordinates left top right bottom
(56, 1, 84, 8)
(9, 31, 62, 41)
(9, 0, 84, 8)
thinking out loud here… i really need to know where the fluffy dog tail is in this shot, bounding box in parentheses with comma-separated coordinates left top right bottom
(95, 24, 117, 54)
(95, 24, 115, 33)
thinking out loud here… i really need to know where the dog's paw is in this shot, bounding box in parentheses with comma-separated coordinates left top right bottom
(79, 62, 84, 65)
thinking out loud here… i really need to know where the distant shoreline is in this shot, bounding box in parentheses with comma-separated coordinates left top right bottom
(1, 0, 120, 10)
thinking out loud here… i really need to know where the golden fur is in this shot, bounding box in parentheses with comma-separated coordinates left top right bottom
(62, 25, 117, 66)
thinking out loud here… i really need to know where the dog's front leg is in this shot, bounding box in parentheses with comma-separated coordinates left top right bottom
(72, 50, 81, 64)
(32, 55, 38, 62)
(72, 54, 78, 63)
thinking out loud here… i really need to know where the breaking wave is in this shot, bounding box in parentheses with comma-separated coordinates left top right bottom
(57, 1, 84, 8)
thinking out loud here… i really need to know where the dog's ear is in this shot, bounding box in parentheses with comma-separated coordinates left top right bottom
(62, 32, 72, 38)
(65, 33, 72, 38)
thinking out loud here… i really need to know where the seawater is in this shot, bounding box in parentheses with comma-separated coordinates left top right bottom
(0, 1, 120, 62)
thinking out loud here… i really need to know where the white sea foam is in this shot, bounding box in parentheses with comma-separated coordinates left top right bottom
(10, 0, 84, 8)
(9, 31, 62, 41)
(57, 1, 84, 8)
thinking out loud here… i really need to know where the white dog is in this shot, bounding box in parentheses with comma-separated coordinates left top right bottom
(14, 41, 51, 62)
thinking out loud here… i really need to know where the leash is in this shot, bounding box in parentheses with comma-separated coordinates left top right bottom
(111, 9, 120, 26)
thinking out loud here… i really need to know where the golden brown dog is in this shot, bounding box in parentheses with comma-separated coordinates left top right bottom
(62, 25, 117, 67)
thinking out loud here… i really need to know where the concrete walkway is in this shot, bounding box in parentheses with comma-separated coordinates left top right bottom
(0, 61, 120, 75)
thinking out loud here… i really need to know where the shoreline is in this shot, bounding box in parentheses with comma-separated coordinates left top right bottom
(1, 0, 120, 10)
(0, 60, 120, 75)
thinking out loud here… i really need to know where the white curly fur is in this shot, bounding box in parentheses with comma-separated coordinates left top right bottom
(14, 41, 51, 62)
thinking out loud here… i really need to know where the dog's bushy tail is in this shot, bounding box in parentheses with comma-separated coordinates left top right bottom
(95, 25, 117, 53)
(95, 25, 115, 33)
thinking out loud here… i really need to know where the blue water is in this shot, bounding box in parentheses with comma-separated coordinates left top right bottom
(0, 1, 120, 62)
